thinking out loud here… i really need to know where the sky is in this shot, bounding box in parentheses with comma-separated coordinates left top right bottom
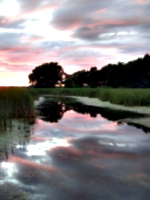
(0, 0, 150, 86)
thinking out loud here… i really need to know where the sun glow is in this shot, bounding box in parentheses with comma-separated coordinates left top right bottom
(0, 0, 20, 17)
(22, 9, 73, 41)
(0, 72, 29, 86)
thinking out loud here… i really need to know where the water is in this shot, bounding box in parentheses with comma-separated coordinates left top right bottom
(0, 96, 150, 200)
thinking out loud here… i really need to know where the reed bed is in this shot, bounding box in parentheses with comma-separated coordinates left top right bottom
(0, 87, 35, 129)
(28, 87, 150, 107)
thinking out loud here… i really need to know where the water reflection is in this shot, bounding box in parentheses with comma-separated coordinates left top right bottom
(37, 100, 67, 123)
(36, 96, 149, 133)
(0, 118, 35, 161)
(0, 97, 150, 200)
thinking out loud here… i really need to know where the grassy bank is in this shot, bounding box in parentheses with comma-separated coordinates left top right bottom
(27, 88, 150, 107)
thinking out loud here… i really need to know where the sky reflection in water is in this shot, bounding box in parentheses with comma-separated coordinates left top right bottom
(0, 98, 150, 200)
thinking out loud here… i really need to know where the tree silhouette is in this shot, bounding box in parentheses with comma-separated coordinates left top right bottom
(29, 53, 150, 88)
(36, 100, 66, 123)
(28, 62, 64, 87)
(66, 70, 88, 87)
(64, 78, 74, 88)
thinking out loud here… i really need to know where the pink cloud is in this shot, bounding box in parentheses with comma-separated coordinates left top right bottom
(20, 35, 45, 43)
(138, 0, 148, 3)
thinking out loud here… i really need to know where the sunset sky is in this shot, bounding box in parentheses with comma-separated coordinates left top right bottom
(0, 0, 149, 86)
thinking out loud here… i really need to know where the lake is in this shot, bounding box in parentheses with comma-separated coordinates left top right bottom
(0, 96, 150, 200)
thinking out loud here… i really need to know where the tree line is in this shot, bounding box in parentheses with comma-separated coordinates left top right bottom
(28, 53, 150, 88)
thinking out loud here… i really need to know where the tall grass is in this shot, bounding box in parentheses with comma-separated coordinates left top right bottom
(0, 87, 35, 129)
(27, 87, 150, 107)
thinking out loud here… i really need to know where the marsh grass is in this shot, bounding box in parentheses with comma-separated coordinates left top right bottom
(28, 87, 150, 107)
(0, 87, 35, 130)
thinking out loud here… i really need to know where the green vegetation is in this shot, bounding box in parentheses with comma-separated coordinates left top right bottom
(0, 87, 35, 130)
(28, 87, 150, 107)
(0, 87, 34, 118)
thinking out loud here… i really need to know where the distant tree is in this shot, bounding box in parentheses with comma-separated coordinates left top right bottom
(64, 78, 74, 88)
(87, 66, 98, 85)
(28, 53, 150, 88)
(90, 66, 97, 72)
(28, 62, 64, 87)
(98, 53, 150, 88)
(71, 70, 88, 87)
(89, 82, 97, 88)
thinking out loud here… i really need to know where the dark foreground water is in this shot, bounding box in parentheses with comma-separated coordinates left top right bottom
(0, 97, 150, 200)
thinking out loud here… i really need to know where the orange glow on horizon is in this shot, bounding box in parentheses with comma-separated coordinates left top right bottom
(0, 72, 29, 86)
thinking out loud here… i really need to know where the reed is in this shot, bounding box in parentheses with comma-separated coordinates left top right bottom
(28, 87, 150, 107)
(0, 87, 35, 130)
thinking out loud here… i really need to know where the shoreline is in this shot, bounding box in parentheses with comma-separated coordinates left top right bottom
(73, 96, 150, 129)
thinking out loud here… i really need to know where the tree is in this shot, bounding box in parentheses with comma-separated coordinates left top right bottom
(87, 66, 98, 85)
(97, 53, 150, 88)
(28, 62, 64, 87)
(71, 70, 88, 87)
(64, 78, 74, 88)
(90, 66, 97, 72)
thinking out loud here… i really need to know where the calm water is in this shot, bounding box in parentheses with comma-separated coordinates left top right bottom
(0, 97, 150, 200)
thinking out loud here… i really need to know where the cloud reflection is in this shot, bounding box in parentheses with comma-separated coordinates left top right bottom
(0, 161, 19, 185)
(0, 99, 150, 199)
(1, 162, 17, 177)
(25, 138, 70, 157)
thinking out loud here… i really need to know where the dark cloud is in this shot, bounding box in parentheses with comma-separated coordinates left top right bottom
(72, 27, 101, 41)
(72, 17, 150, 41)
(51, 0, 107, 30)
(51, 11, 82, 30)
(51, 0, 150, 44)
